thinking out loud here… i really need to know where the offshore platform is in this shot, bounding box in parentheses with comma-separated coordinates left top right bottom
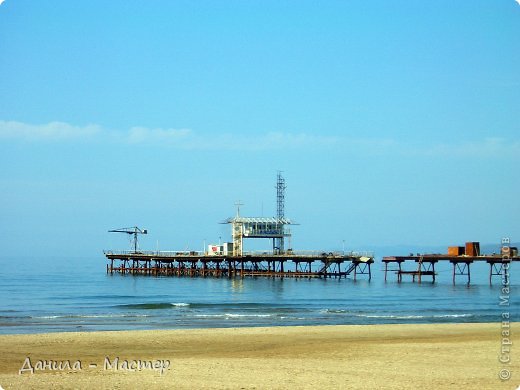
(104, 172, 374, 280)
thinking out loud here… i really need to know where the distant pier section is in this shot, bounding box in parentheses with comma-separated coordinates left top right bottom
(383, 241, 519, 285)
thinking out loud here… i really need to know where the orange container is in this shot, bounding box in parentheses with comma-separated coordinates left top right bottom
(465, 242, 480, 257)
(448, 246, 465, 256)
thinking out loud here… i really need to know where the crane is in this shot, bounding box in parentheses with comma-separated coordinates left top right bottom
(108, 226, 148, 253)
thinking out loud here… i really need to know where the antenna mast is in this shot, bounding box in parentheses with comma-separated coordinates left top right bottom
(234, 200, 244, 217)
(275, 171, 286, 253)
(276, 171, 286, 219)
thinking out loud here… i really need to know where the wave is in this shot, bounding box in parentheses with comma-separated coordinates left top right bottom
(115, 302, 294, 310)
(279, 316, 307, 320)
(116, 303, 190, 310)
(320, 309, 347, 314)
(33, 314, 150, 319)
(318, 309, 474, 320)
(194, 313, 272, 319)
(352, 313, 474, 320)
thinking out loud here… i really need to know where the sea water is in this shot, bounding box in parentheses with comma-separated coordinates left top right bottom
(0, 256, 517, 334)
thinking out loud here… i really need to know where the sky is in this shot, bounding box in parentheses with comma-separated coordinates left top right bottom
(0, 0, 519, 257)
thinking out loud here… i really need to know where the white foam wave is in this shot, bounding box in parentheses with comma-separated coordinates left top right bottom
(320, 309, 346, 314)
(35, 314, 150, 319)
(194, 313, 272, 319)
(353, 313, 473, 320)
(318, 310, 474, 320)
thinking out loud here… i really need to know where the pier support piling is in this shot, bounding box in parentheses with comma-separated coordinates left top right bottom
(451, 261, 471, 285)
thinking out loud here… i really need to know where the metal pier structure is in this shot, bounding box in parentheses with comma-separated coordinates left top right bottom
(104, 172, 374, 281)
(103, 173, 516, 286)
(105, 251, 374, 280)
(104, 250, 374, 280)
(382, 254, 519, 285)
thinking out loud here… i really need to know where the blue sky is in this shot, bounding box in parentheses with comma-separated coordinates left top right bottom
(0, 1, 519, 257)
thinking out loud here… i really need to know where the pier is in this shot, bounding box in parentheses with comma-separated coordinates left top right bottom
(382, 254, 518, 285)
(104, 250, 374, 280)
(103, 174, 516, 286)
(104, 173, 375, 281)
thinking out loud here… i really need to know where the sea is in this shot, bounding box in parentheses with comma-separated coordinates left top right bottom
(0, 255, 518, 334)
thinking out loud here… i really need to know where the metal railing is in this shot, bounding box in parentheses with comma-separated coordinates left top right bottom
(103, 249, 375, 258)
(103, 250, 203, 257)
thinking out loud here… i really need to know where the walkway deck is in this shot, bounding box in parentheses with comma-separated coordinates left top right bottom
(104, 250, 374, 280)
(382, 254, 518, 285)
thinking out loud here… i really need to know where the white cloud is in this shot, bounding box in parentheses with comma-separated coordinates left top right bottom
(1, 120, 518, 158)
(0, 120, 340, 150)
(126, 127, 192, 144)
(0, 120, 101, 141)
(205, 131, 340, 151)
(421, 137, 520, 158)
(117, 127, 342, 151)
(516, 0, 520, 6)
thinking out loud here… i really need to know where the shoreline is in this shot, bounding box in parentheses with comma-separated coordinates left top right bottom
(0, 317, 496, 336)
(0, 322, 517, 389)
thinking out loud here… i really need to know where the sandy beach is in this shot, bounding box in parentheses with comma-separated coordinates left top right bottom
(0, 323, 517, 389)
